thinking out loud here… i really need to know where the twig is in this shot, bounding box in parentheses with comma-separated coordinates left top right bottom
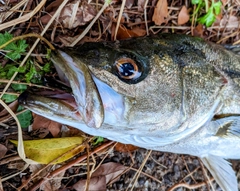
(113, 0, 126, 40)
(127, 150, 152, 191)
(85, 144, 90, 191)
(0, 33, 55, 51)
(143, 0, 149, 35)
(129, 166, 162, 184)
(168, 178, 214, 191)
(182, 156, 197, 183)
(70, 0, 111, 46)
(199, 159, 214, 191)
(0, 79, 54, 90)
(0, 0, 46, 31)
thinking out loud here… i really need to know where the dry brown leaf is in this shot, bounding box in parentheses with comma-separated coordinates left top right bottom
(126, 0, 134, 9)
(32, 114, 61, 137)
(193, 24, 204, 37)
(0, 100, 18, 117)
(92, 162, 127, 183)
(137, 0, 145, 12)
(0, 144, 7, 159)
(222, 15, 239, 28)
(131, 26, 147, 37)
(60, 1, 97, 29)
(40, 170, 65, 191)
(152, 0, 168, 25)
(29, 164, 65, 191)
(115, 143, 139, 152)
(72, 162, 127, 191)
(45, 0, 63, 12)
(73, 176, 106, 191)
(41, 0, 97, 29)
(116, 25, 146, 40)
(178, 6, 189, 25)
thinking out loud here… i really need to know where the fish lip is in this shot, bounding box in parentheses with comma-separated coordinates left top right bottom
(50, 50, 104, 128)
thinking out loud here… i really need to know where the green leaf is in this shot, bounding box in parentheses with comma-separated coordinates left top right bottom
(17, 39, 28, 52)
(191, 0, 202, 5)
(92, 136, 104, 145)
(42, 63, 52, 73)
(17, 105, 24, 112)
(2, 94, 17, 103)
(6, 65, 18, 79)
(0, 32, 12, 46)
(46, 49, 52, 59)
(17, 110, 32, 128)
(25, 64, 37, 83)
(6, 51, 21, 60)
(11, 83, 27, 92)
(198, 9, 216, 27)
(0, 32, 28, 61)
(18, 66, 27, 73)
(213, 1, 222, 15)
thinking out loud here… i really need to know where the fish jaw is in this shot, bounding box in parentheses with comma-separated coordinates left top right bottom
(51, 50, 126, 127)
(51, 50, 105, 128)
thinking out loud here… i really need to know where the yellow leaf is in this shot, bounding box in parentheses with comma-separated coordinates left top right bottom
(11, 137, 85, 164)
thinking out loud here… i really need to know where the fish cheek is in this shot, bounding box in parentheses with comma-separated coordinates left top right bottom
(89, 66, 137, 98)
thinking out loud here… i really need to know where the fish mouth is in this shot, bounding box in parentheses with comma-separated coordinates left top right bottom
(18, 50, 125, 128)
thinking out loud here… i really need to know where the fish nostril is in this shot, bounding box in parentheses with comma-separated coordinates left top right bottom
(18, 91, 29, 104)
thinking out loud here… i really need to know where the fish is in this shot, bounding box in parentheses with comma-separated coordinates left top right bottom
(18, 33, 240, 191)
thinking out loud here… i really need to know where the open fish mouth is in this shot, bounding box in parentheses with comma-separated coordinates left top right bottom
(18, 50, 125, 129)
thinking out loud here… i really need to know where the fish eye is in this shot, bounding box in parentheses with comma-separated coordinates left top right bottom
(115, 58, 142, 80)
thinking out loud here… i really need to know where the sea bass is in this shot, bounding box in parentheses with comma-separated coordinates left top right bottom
(18, 34, 240, 191)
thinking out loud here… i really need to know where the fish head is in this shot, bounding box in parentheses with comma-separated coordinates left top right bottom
(19, 34, 226, 138)
(50, 36, 187, 131)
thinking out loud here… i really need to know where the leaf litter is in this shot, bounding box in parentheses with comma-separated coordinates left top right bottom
(0, 0, 239, 190)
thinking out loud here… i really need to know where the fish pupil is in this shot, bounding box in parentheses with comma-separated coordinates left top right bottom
(119, 63, 134, 76)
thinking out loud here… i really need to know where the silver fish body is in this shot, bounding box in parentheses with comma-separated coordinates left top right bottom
(19, 34, 240, 191)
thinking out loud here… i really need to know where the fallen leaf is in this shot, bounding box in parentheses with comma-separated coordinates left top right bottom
(29, 164, 65, 191)
(115, 143, 139, 152)
(40, 0, 97, 29)
(73, 176, 106, 191)
(116, 25, 146, 40)
(92, 162, 127, 183)
(137, 0, 145, 12)
(0, 100, 18, 117)
(0, 144, 7, 159)
(72, 162, 127, 191)
(152, 0, 168, 25)
(126, 0, 134, 9)
(32, 113, 61, 137)
(11, 137, 85, 164)
(60, 1, 97, 29)
(178, 6, 189, 25)
(45, 0, 63, 12)
(193, 24, 204, 37)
